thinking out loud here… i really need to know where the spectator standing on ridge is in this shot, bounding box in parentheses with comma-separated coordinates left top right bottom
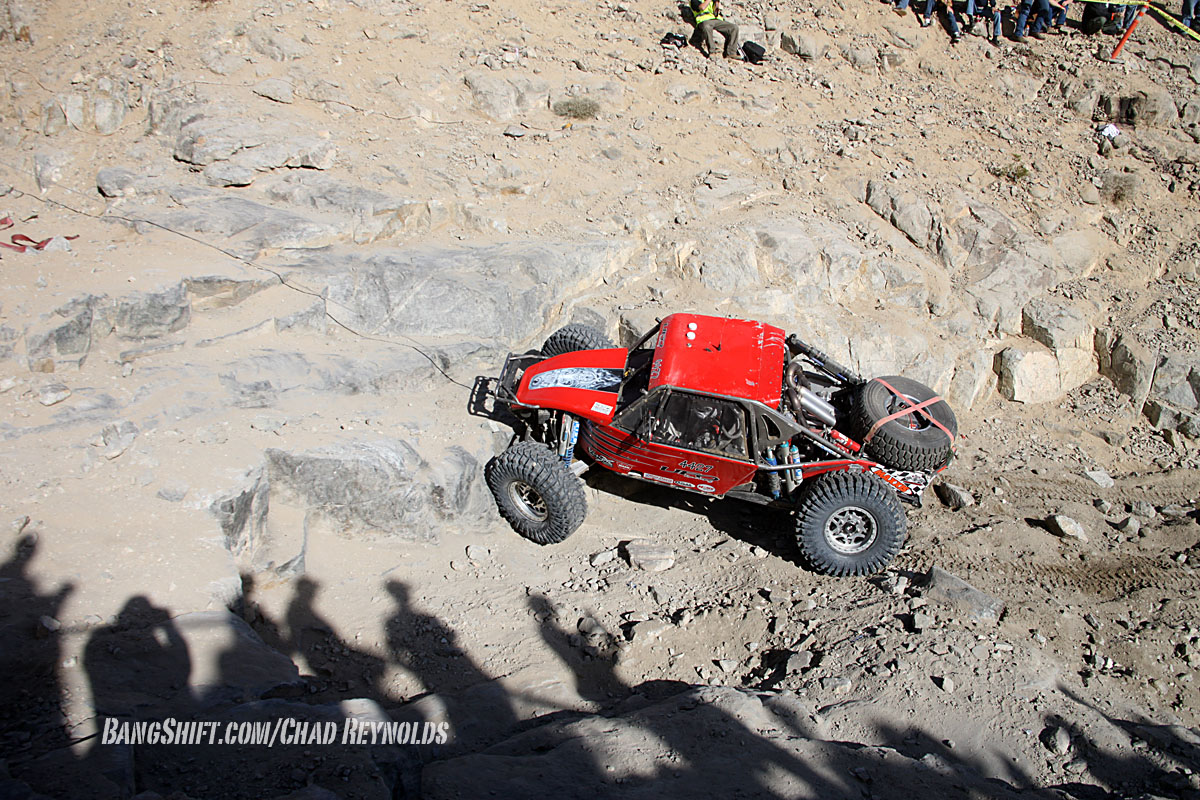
(1184, 0, 1199, 29)
(690, 0, 741, 59)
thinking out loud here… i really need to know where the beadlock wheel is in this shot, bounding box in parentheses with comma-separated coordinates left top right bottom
(885, 393, 933, 432)
(795, 472, 906, 576)
(824, 505, 878, 555)
(507, 479, 549, 523)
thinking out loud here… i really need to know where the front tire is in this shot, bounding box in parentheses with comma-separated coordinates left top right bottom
(795, 472, 906, 576)
(541, 323, 613, 357)
(485, 441, 587, 544)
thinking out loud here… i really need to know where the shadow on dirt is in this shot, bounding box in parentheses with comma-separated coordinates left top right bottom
(585, 467, 801, 564)
(4, 522, 1198, 798)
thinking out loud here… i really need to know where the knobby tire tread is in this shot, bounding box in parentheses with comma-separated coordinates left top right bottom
(541, 324, 613, 357)
(486, 441, 586, 545)
(795, 472, 906, 576)
(849, 376, 957, 472)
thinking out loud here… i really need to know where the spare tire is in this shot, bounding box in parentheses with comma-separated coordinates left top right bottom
(541, 323, 613, 357)
(848, 375, 957, 472)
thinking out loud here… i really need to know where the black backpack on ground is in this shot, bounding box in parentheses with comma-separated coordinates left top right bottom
(742, 41, 765, 64)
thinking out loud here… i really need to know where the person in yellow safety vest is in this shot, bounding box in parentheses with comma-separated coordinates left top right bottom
(690, 0, 740, 59)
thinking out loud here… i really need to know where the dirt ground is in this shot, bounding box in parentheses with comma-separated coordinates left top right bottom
(1, 0, 1199, 797)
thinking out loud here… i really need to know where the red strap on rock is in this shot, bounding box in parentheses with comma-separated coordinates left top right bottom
(862, 378, 955, 445)
(0, 217, 78, 253)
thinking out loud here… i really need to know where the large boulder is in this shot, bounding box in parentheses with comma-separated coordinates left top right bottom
(109, 283, 191, 340)
(1022, 298, 1094, 352)
(23, 296, 100, 368)
(1145, 353, 1200, 438)
(1150, 353, 1200, 413)
(996, 344, 1059, 404)
(866, 180, 934, 249)
(463, 71, 549, 121)
(297, 240, 629, 345)
(173, 110, 336, 174)
(40, 77, 130, 136)
(995, 341, 1094, 404)
(947, 349, 995, 411)
(1102, 333, 1158, 410)
(783, 30, 830, 60)
(1101, 87, 1179, 128)
(264, 441, 489, 543)
(214, 438, 493, 573)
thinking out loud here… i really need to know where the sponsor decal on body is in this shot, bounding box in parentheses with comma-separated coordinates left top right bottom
(529, 367, 622, 393)
(869, 466, 929, 494)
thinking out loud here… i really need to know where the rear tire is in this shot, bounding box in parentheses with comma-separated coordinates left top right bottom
(795, 472, 906, 576)
(486, 441, 587, 544)
(541, 324, 613, 357)
(848, 376, 957, 472)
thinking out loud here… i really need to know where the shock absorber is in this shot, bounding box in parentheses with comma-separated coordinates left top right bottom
(558, 413, 580, 465)
(764, 451, 781, 499)
(778, 443, 796, 496)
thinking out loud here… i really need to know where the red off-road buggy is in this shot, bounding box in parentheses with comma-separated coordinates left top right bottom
(483, 313, 956, 576)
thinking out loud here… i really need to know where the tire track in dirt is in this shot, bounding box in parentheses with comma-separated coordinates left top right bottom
(900, 547, 1197, 601)
(951, 469, 1200, 509)
(906, 468, 1199, 599)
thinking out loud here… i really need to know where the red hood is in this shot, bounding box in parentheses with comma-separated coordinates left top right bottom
(515, 348, 629, 424)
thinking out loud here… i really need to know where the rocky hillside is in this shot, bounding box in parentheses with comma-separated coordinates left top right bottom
(0, 0, 1198, 797)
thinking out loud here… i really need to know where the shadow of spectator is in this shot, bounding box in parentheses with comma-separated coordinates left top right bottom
(280, 576, 386, 702)
(0, 533, 75, 785)
(384, 580, 514, 711)
(1053, 683, 1200, 797)
(527, 593, 627, 705)
(419, 593, 1059, 799)
(84, 595, 193, 719)
(518, 591, 853, 797)
(234, 570, 287, 652)
(867, 717, 1050, 795)
(74, 594, 192, 798)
